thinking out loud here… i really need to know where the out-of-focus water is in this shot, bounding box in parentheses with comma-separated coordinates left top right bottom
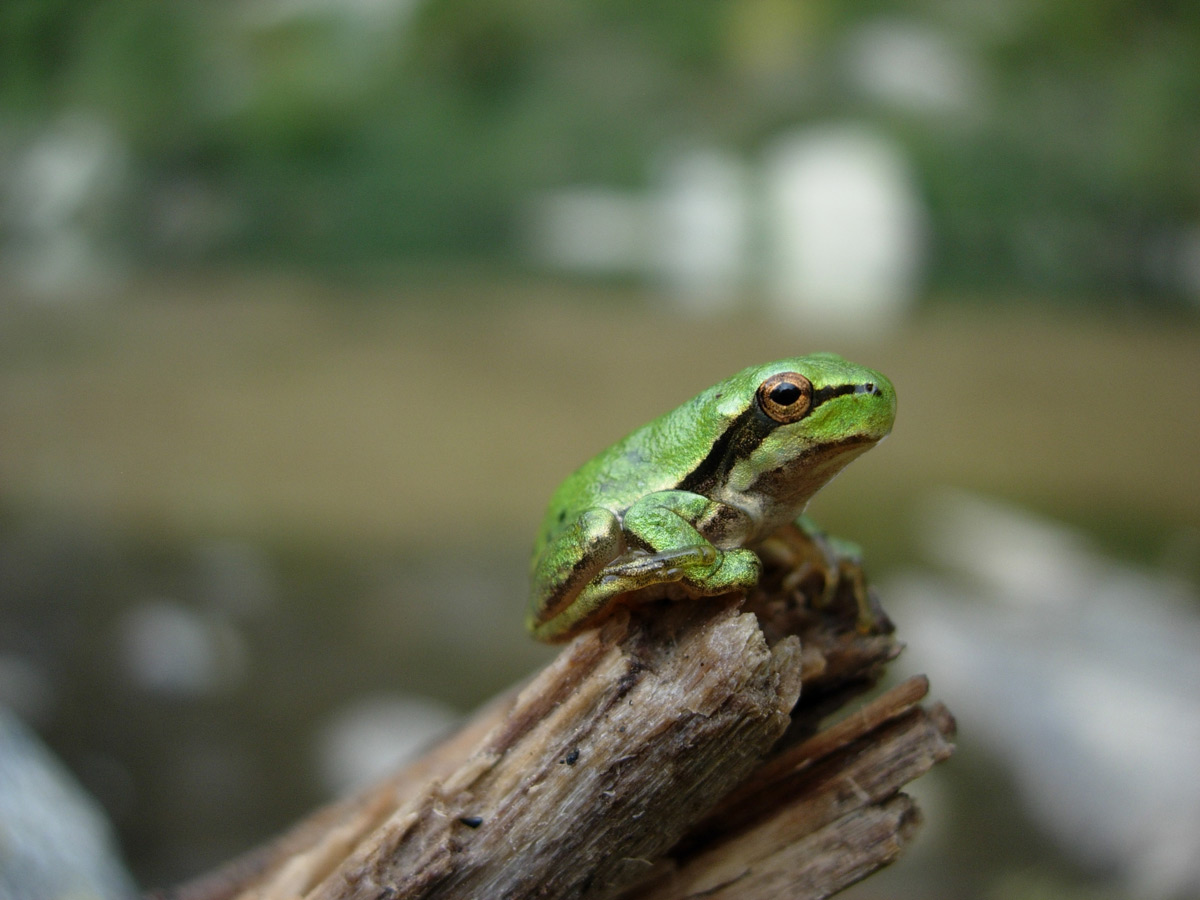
(0, 285, 1197, 896)
(0, 507, 545, 886)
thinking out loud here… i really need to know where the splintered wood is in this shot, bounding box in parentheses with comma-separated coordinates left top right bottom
(165, 540, 955, 900)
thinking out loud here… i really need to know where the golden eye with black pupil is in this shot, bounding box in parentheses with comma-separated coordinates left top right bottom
(757, 372, 813, 423)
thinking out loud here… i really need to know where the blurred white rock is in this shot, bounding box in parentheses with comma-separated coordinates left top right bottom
(0, 708, 137, 900)
(525, 127, 925, 331)
(888, 490, 1200, 898)
(243, 0, 420, 29)
(842, 19, 982, 116)
(1, 113, 128, 302)
(763, 125, 925, 333)
(651, 147, 750, 314)
(116, 600, 247, 697)
(1173, 225, 1200, 307)
(524, 188, 651, 277)
(315, 694, 458, 795)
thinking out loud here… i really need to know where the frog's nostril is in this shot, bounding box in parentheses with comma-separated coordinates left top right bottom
(856, 382, 879, 395)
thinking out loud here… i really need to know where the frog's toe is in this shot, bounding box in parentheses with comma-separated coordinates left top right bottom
(855, 586, 895, 634)
(685, 548, 760, 594)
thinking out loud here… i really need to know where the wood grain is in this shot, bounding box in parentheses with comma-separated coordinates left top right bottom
(160, 532, 953, 900)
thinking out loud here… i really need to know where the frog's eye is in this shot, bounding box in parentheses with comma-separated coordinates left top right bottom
(757, 372, 813, 423)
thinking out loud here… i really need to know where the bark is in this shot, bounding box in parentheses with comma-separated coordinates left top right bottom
(160, 532, 954, 900)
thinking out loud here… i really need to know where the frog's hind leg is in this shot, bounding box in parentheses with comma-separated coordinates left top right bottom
(532, 538, 758, 643)
(527, 548, 681, 643)
(528, 493, 762, 642)
(527, 508, 624, 639)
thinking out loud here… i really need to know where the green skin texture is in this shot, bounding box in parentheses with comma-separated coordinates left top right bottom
(527, 353, 897, 643)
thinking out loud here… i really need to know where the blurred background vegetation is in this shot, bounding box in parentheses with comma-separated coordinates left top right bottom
(0, 1, 1198, 898)
(3, 0, 1199, 295)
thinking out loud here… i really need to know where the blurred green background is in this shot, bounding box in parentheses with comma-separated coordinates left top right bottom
(1, 1, 1198, 897)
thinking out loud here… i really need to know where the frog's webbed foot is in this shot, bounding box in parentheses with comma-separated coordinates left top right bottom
(531, 541, 757, 642)
(759, 515, 892, 634)
(527, 508, 625, 639)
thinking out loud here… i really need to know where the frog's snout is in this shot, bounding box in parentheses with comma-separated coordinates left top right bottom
(860, 371, 897, 436)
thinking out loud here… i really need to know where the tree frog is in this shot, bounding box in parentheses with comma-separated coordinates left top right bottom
(527, 353, 896, 642)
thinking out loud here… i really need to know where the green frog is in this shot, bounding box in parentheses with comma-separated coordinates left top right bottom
(528, 353, 896, 642)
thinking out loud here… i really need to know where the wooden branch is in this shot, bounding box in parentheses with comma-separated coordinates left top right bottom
(621, 679, 954, 900)
(160, 537, 954, 900)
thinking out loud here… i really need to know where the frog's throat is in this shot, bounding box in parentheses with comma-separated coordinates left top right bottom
(736, 436, 878, 514)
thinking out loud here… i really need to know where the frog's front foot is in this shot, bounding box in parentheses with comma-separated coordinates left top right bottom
(602, 544, 760, 597)
(690, 547, 761, 595)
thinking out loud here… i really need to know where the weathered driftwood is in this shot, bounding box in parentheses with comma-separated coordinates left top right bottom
(162, 528, 954, 900)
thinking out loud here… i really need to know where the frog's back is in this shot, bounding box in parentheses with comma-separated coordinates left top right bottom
(536, 393, 728, 544)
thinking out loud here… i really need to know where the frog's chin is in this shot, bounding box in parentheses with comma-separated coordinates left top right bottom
(751, 436, 880, 518)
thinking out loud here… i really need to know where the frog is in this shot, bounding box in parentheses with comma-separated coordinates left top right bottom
(527, 353, 896, 643)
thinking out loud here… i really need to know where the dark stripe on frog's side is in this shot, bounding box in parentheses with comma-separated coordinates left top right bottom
(814, 381, 881, 405)
(677, 381, 880, 495)
(677, 404, 772, 495)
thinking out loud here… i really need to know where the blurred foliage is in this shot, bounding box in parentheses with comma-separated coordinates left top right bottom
(1, 0, 1198, 296)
